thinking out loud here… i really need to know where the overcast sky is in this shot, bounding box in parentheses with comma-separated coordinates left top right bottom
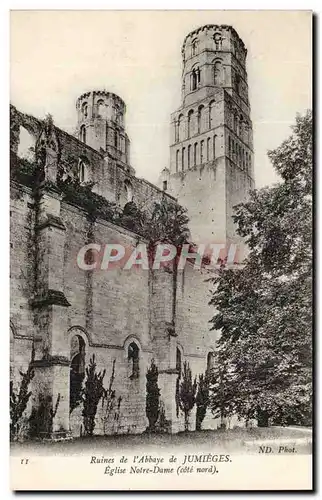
(10, 10, 312, 188)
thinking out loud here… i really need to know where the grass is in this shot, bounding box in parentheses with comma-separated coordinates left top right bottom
(11, 426, 312, 456)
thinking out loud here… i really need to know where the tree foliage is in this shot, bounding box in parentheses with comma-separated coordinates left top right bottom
(209, 111, 312, 426)
(10, 346, 35, 440)
(145, 359, 161, 431)
(82, 354, 106, 436)
(195, 372, 210, 431)
(178, 361, 197, 431)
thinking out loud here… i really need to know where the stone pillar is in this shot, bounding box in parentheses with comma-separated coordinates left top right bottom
(149, 265, 179, 433)
(30, 183, 71, 440)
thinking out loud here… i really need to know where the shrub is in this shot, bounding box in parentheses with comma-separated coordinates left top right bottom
(146, 359, 160, 432)
(82, 354, 106, 436)
(10, 347, 35, 441)
(178, 361, 197, 432)
(196, 372, 210, 431)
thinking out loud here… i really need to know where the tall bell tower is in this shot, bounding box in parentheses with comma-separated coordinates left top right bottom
(163, 25, 255, 249)
(76, 90, 130, 165)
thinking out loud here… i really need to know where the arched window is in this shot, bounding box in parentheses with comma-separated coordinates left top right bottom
(174, 121, 179, 143)
(188, 110, 194, 138)
(188, 144, 191, 169)
(78, 158, 89, 183)
(239, 115, 244, 140)
(114, 105, 121, 124)
(213, 135, 217, 160)
(207, 352, 215, 372)
(97, 99, 105, 118)
(194, 142, 198, 166)
(80, 125, 86, 144)
(124, 180, 133, 202)
(235, 73, 241, 95)
(191, 67, 200, 91)
(128, 342, 139, 379)
(81, 102, 88, 119)
(209, 101, 215, 129)
(191, 39, 198, 57)
(176, 150, 179, 172)
(200, 140, 204, 164)
(182, 147, 185, 171)
(70, 335, 86, 413)
(214, 33, 222, 51)
(198, 105, 205, 134)
(207, 137, 211, 161)
(178, 114, 184, 142)
(214, 61, 222, 85)
(114, 129, 118, 149)
(228, 136, 232, 157)
(233, 111, 238, 134)
(244, 123, 249, 144)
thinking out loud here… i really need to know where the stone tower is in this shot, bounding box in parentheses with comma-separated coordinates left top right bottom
(76, 90, 130, 164)
(163, 25, 255, 250)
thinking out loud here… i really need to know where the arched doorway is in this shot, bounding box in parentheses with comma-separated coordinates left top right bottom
(70, 335, 85, 413)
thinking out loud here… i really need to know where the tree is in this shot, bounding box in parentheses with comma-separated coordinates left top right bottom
(145, 359, 160, 432)
(82, 354, 106, 436)
(10, 346, 35, 440)
(209, 111, 312, 426)
(178, 361, 197, 431)
(195, 372, 210, 431)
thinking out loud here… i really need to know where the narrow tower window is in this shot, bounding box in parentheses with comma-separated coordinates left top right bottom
(188, 144, 191, 169)
(200, 140, 204, 164)
(207, 137, 211, 161)
(198, 106, 204, 134)
(194, 142, 198, 166)
(176, 150, 180, 172)
(182, 147, 185, 171)
(191, 39, 198, 56)
(191, 67, 200, 91)
(213, 135, 217, 160)
(214, 61, 222, 85)
(128, 342, 140, 379)
(188, 110, 194, 138)
(214, 33, 222, 51)
(81, 102, 88, 118)
(80, 125, 86, 144)
(178, 114, 184, 142)
(97, 99, 105, 118)
(209, 101, 215, 129)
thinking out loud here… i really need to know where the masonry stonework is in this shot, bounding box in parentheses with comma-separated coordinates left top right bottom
(10, 24, 253, 439)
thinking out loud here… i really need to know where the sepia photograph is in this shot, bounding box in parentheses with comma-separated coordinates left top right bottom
(9, 9, 313, 491)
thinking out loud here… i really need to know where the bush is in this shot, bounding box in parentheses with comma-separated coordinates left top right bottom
(196, 372, 210, 431)
(10, 346, 35, 441)
(178, 361, 197, 432)
(82, 354, 106, 436)
(146, 359, 160, 432)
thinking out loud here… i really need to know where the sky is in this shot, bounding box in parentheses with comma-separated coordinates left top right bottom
(10, 10, 312, 188)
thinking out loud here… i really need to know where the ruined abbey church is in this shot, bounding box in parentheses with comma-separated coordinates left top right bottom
(10, 25, 254, 438)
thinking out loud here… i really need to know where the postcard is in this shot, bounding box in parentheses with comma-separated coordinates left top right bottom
(10, 10, 313, 491)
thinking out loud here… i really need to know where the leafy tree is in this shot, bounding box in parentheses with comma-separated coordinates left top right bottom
(145, 359, 160, 432)
(209, 111, 312, 426)
(178, 361, 197, 431)
(10, 346, 35, 440)
(144, 199, 190, 247)
(195, 372, 210, 431)
(82, 354, 106, 436)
